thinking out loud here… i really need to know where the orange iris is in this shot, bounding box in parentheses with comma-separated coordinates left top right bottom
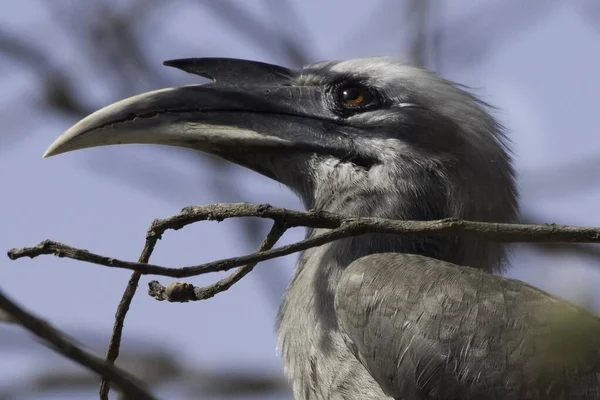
(342, 87, 366, 106)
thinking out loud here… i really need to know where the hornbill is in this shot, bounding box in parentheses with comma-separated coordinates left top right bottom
(44, 57, 600, 399)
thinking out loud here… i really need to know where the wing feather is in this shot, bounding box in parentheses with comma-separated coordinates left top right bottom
(334, 253, 600, 399)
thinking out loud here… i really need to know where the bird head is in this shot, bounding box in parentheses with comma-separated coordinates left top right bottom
(45, 57, 518, 270)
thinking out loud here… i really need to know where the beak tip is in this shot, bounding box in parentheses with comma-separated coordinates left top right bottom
(42, 147, 55, 159)
(43, 137, 67, 159)
(163, 59, 179, 68)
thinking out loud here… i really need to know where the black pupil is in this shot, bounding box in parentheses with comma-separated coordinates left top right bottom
(342, 87, 362, 101)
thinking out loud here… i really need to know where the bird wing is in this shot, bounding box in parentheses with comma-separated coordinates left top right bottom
(334, 253, 600, 400)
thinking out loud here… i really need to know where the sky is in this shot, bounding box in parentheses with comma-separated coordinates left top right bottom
(1, 1, 600, 399)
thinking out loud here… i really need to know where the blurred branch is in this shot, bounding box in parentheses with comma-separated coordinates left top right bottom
(0, 28, 90, 117)
(520, 154, 600, 199)
(529, 240, 600, 262)
(43, 0, 168, 96)
(434, 0, 559, 70)
(407, 0, 429, 67)
(262, 0, 314, 66)
(0, 351, 180, 400)
(577, 0, 600, 31)
(199, 0, 311, 66)
(0, 0, 168, 123)
(0, 287, 156, 400)
(430, 1, 444, 73)
(0, 28, 49, 69)
(0, 325, 286, 399)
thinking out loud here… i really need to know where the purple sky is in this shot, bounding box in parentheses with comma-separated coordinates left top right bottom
(2, 1, 600, 399)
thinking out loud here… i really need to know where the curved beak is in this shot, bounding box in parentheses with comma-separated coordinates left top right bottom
(43, 58, 376, 189)
(43, 84, 322, 158)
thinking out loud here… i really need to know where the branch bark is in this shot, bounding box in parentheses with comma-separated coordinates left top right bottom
(148, 220, 288, 302)
(8, 203, 600, 280)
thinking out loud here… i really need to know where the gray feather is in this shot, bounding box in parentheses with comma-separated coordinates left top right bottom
(335, 253, 600, 399)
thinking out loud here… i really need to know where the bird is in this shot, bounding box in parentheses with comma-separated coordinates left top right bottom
(44, 57, 600, 399)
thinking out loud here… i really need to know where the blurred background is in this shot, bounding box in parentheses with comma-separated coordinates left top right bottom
(1, 0, 600, 399)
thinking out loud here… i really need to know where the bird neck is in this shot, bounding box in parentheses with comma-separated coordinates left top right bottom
(277, 186, 447, 398)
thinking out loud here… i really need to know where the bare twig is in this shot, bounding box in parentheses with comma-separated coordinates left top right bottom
(148, 220, 288, 302)
(521, 213, 600, 263)
(0, 287, 157, 400)
(98, 202, 175, 399)
(6, 202, 600, 399)
(99, 273, 143, 399)
(97, 211, 285, 397)
(8, 203, 600, 280)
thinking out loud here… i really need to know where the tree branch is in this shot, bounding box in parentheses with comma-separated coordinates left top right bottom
(148, 220, 288, 302)
(97, 196, 179, 399)
(6, 202, 600, 399)
(521, 213, 600, 263)
(8, 203, 600, 280)
(0, 287, 157, 400)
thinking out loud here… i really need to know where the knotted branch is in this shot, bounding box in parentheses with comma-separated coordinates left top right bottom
(9, 203, 600, 280)
(148, 220, 288, 302)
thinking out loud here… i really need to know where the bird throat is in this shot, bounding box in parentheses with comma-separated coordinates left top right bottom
(276, 192, 439, 398)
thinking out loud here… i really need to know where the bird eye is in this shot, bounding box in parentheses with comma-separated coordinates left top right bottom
(341, 87, 366, 104)
(336, 83, 377, 111)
